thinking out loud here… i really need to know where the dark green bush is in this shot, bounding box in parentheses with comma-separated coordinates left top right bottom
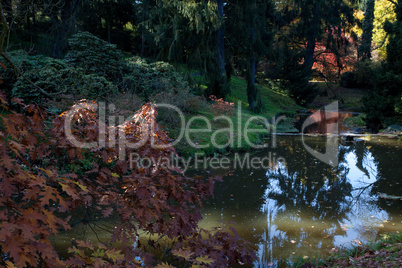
(122, 57, 192, 102)
(0, 50, 57, 94)
(340, 61, 380, 89)
(8, 50, 118, 106)
(8, 52, 71, 103)
(363, 68, 402, 131)
(64, 32, 124, 81)
(283, 66, 318, 105)
(339, 71, 356, 88)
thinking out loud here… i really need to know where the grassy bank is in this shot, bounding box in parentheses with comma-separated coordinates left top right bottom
(167, 75, 301, 157)
(282, 232, 402, 268)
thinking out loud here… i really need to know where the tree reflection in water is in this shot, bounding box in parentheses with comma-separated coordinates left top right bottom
(259, 137, 353, 265)
(197, 136, 402, 267)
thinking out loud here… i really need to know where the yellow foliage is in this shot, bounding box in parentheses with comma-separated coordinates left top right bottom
(353, 9, 364, 36)
(373, 0, 396, 60)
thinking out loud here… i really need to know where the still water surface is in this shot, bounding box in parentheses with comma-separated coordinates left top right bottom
(193, 135, 402, 267)
(53, 135, 402, 266)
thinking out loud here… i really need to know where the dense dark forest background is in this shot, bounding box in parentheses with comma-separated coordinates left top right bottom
(1, 0, 401, 129)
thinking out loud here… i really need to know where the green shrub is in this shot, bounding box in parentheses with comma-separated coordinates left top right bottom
(10, 53, 71, 104)
(340, 61, 380, 89)
(64, 32, 124, 81)
(123, 57, 193, 102)
(363, 68, 402, 131)
(283, 66, 318, 105)
(8, 51, 118, 106)
(339, 71, 356, 88)
(79, 74, 119, 99)
(0, 50, 59, 94)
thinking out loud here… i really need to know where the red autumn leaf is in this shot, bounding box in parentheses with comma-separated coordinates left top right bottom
(77, 240, 94, 250)
(11, 97, 24, 106)
(3, 236, 23, 263)
(102, 207, 114, 218)
(40, 187, 58, 207)
(0, 91, 7, 105)
(19, 223, 35, 241)
(59, 182, 79, 199)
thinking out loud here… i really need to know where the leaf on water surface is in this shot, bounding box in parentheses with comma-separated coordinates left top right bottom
(378, 193, 402, 200)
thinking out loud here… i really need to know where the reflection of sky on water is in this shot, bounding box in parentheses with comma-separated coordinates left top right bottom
(252, 138, 402, 267)
(198, 136, 402, 267)
(334, 150, 384, 247)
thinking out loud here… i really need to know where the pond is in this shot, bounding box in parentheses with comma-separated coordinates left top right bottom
(192, 135, 402, 267)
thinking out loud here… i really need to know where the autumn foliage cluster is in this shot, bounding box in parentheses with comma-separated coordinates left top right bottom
(0, 92, 255, 267)
(312, 27, 357, 81)
(209, 95, 235, 117)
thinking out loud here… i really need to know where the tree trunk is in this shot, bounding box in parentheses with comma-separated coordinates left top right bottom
(247, 55, 256, 111)
(52, 0, 80, 58)
(141, 1, 145, 57)
(246, 0, 262, 113)
(304, 2, 319, 70)
(217, 0, 225, 76)
(2, 0, 13, 25)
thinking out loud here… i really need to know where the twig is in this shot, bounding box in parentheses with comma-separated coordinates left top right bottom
(88, 222, 108, 247)
(0, 3, 9, 53)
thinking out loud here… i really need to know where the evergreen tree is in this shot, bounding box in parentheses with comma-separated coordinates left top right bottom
(226, 0, 272, 112)
(51, 0, 81, 58)
(149, 0, 230, 98)
(363, 0, 402, 131)
(358, 0, 375, 60)
(77, 0, 136, 51)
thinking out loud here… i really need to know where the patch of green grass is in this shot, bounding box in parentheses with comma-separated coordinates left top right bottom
(344, 113, 366, 127)
(165, 102, 269, 158)
(159, 66, 302, 156)
(228, 76, 301, 119)
(228, 77, 300, 133)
